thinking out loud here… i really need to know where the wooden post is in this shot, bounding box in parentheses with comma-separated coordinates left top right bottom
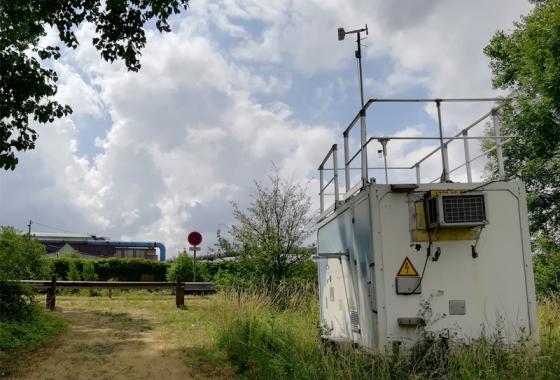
(175, 279, 185, 308)
(46, 275, 57, 310)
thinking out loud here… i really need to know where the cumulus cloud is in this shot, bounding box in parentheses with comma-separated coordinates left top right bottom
(0, 0, 532, 256)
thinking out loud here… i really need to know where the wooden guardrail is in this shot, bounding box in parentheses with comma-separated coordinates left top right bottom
(20, 277, 215, 309)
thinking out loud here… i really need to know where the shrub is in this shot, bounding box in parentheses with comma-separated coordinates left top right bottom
(0, 226, 51, 320)
(66, 260, 81, 281)
(50, 257, 169, 281)
(533, 238, 560, 297)
(0, 226, 51, 281)
(166, 254, 208, 282)
(81, 261, 98, 281)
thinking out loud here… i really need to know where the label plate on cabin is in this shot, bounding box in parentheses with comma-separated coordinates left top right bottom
(397, 257, 418, 277)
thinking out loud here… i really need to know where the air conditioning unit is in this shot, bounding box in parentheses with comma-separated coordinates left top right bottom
(425, 193, 488, 229)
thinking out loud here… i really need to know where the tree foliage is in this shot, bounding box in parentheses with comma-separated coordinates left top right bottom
(0, 0, 189, 170)
(0, 226, 50, 281)
(533, 237, 560, 296)
(228, 171, 315, 284)
(484, 0, 560, 244)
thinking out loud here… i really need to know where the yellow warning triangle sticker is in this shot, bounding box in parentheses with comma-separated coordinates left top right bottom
(397, 257, 419, 277)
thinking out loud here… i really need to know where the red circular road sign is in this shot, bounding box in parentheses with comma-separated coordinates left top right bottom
(187, 231, 203, 246)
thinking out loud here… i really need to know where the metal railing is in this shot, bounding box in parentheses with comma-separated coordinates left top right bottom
(20, 279, 216, 309)
(318, 144, 340, 213)
(318, 98, 512, 213)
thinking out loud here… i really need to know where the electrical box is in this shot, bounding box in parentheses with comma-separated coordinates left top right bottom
(317, 180, 539, 352)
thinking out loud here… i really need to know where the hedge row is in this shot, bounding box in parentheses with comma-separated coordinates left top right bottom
(50, 258, 170, 281)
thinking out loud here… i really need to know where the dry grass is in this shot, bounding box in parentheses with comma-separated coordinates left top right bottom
(6, 293, 235, 380)
(5, 292, 560, 380)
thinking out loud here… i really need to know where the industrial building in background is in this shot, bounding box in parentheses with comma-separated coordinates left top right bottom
(33, 232, 167, 261)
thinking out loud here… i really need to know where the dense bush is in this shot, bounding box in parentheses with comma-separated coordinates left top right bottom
(50, 258, 170, 281)
(166, 254, 209, 282)
(0, 227, 51, 320)
(533, 238, 560, 297)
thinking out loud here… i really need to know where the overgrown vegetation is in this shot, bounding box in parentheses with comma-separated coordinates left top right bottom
(213, 288, 560, 380)
(50, 257, 170, 281)
(0, 227, 65, 370)
(0, 226, 50, 320)
(0, 306, 65, 369)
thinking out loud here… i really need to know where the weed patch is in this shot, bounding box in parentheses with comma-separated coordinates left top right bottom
(0, 307, 65, 370)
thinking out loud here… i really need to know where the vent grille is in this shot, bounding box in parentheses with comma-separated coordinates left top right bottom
(426, 197, 438, 225)
(350, 310, 360, 333)
(442, 195, 486, 224)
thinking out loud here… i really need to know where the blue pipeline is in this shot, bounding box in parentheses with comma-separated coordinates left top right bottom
(85, 240, 167, 261)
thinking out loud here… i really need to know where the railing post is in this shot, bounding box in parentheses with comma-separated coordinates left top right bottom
(492, 109, 505, 180)
(379, 139, 389, 184)
(462, 130, 473, 183)
(319, 166, 324, 213)
(333, 145, 339, 204)
(436, 100, 450, 182)
(343, 133, 350, 192)
(415, 164, 420, 184)
(46, 275, 56, 310)
(360, 109, 369, 186)
(176, 278, 185, 308)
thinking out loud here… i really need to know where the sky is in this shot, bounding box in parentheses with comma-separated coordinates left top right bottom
(0, 0, 533, 257)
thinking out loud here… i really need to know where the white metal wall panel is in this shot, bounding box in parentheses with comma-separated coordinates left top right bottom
(317, 209, 358, 340)
(374, 181, 537, 350)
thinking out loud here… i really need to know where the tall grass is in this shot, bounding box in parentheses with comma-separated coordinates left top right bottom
(213, 286, 560, 379)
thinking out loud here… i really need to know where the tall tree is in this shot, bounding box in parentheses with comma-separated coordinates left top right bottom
(0, 0, 189, 170)
(484, 0, 560, 244)
(230, 171, 314, 284)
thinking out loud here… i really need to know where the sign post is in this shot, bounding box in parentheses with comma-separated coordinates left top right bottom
(187, 231, 203, 282)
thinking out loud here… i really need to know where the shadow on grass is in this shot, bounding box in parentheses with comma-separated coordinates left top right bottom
(183, 345, 236, 379)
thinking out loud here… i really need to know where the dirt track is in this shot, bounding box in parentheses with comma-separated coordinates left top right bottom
(8, 295, 224, 380)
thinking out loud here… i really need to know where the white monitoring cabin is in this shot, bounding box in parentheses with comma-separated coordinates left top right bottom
(316, 98, 539, 352)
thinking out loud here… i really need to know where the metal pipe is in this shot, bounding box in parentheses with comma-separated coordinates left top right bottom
(321, 175, 334, 193)
(492, 109, 506, 180)
(378, 139, 389, 184)
(319, 166, 324, 213)
(344, 133, 350, 191)
(322, 166, 411, 171)
(360, 110, 368, 185)
(356, 32, 365, 109)
(415, 164, 420, 184)
(333, 144, 340, 204)
(436, 100, 450, 182)
(82, 240, 167, 261)
(412, 110, 494, 167)
(462, 130, 472, 183)
(367, 97, 511, 103)
(366, 135, 513, 141)
(40, 239, 166, 261)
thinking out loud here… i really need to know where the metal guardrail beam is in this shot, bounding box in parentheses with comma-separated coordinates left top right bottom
(19, 279, 215, 310)
(20, 280, 215, 291)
